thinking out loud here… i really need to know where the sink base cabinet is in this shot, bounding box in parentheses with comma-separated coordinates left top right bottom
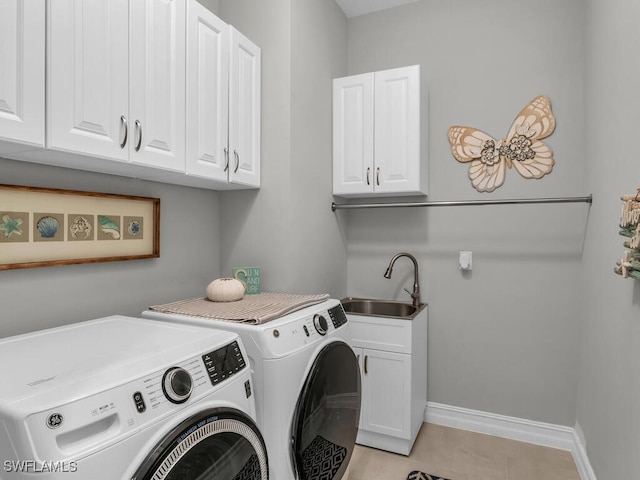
(348, 307, 427, 455)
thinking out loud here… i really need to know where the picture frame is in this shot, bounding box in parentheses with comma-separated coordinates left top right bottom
(0, 184, 160, 270)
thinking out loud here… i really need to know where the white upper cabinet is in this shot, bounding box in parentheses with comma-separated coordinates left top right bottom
(185, 8, 261, 189)
(2, 0, 260, 190)
(0, 0, 45, 153)
(129, 0, 186, 172)
(332, 73, 374, 196)
(48, 0, 186, 172)
(48, 0, 129, 162)
(333, 65, 426, 197)
(228, 27, 261, 188)
(185, 1, 229, 182)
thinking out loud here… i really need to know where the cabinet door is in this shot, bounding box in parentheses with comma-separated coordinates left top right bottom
(374, 65, 420, 194)
(130, 0, 186, 172)
(332, 73, 374, 196)
(359, 349, 411, 439)
(185, 1, 229, 181)
(228, 26, 261, 187)
(0, 0, 44, 151)
(48, 0, 129, 162)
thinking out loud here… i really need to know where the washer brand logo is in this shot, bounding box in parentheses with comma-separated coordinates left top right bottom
(46, 413, 64, 429)
(3, 460, 78, 473)
(26, 376, 55, 387)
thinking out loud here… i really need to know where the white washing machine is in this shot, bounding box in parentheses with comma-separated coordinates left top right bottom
(0, 316, 268, 480)
(142, 299, 361, 480)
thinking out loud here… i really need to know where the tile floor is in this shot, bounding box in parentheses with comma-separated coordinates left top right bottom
(343, 423, 581, 480)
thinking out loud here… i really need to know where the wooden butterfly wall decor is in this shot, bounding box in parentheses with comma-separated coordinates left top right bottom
(448, 95, 556, 192)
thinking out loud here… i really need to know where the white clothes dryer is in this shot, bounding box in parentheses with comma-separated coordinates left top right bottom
(0, 316, 268, 480)
(142, 299, 361, 480)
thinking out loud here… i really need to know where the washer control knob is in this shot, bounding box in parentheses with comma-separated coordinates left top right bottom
(313, 314, 329, 336)
(162, 367, 193, 404)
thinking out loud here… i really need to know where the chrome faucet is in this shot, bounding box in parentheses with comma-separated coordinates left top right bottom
(384, 252, 421, 307)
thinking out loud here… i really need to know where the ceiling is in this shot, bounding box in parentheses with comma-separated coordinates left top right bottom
(334, 0, 420, 18)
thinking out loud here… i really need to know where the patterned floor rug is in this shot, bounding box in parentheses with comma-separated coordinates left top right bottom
(407, 471, 451, 480)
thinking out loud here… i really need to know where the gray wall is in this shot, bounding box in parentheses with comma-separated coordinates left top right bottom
(344, 0, 587, 427)
(217, 0, 294, 289)
(197, 0, 218, 13)
(576, 0, 640, 476)
(218, 0, 349, 296)
(0, 158, 221, 338)
(290, 1, 349, 295)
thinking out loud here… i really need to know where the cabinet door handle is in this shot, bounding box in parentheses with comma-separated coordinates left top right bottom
(234, 149, 240, 173)
(376, 167, 380, 186)
(364, 355, 368, 374)
(134, 120, 142, 152)
(224, 148, 229, 172)
(120, 115, 128, 148)
(366, 167, 371, 185)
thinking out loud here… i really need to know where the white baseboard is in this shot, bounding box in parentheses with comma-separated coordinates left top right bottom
(425, 402, 596, 480)
(572, 425, 597, 480)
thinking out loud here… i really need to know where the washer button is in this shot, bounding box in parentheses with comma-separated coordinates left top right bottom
(133, 391, 146, 413)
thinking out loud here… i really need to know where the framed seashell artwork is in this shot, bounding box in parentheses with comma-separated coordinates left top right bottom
(0, 184, 160, 270)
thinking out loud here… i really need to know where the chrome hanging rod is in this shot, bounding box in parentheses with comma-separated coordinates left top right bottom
(331, 194, 593, 211)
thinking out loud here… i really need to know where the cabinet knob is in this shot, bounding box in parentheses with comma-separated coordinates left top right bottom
(224, 148, 230, 172)
(366, 167, 371, 186)
(364, 355, 368, 374)
(376, 167, 380, 186)
(234, 150, 240, 173)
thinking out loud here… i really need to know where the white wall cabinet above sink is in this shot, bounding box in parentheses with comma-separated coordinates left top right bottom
(0, 0, 45, 155)
(4, 0, 260, 191)
(332, 65, 427, 197)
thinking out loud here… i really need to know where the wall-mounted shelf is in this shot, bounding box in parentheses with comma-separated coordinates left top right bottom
(331, 195, 593, 211)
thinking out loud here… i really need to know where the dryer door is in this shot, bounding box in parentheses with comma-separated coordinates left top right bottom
(132, 408, 268, 480)
(291, 341, 361, 480)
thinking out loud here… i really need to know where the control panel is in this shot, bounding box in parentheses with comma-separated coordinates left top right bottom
(24, 338, 249, 464)
(262, 302, 349, 356)
(202, 340, 246, 385)
(328, 304, 348, 328)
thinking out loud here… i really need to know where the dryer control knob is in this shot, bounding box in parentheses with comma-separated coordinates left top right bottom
(313, 314, 329, 336)
(162, 367, 193, 404)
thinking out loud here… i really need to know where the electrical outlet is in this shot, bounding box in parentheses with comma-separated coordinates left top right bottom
(459, 251, 472, 270)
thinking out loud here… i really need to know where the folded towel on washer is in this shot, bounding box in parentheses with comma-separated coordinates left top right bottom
(149, 292, 330, 324)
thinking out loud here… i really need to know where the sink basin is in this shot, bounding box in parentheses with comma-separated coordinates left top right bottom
(340, 297, 426, 320)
